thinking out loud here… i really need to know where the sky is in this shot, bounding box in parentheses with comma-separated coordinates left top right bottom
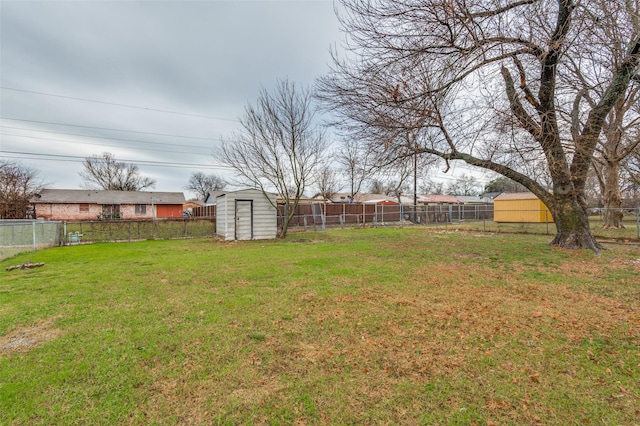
(1, 0, 349, 197)
(1, 0, 489, 199)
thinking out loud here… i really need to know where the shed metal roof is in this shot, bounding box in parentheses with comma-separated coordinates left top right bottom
(419, 194, 466, 204)
(494, 192, 540, 201)
(215, 188, 278, 199)
(31, 189, 186, 205)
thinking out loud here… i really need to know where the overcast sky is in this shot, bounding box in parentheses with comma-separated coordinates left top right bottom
(0, 0, 350, 198)
(1, 0, 490, 199)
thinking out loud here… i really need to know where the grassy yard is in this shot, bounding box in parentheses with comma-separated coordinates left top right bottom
(442, 216, 640, 241)
(1, 229, 639, 425)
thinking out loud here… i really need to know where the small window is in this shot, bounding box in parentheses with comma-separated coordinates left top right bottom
(79, 203, 90, 212)
(135, 204, 147, 214)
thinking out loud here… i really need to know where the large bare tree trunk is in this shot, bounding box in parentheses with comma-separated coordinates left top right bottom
(317, 0, 640, 253)
(549, 195, 602, 251)
(602, 161, 625, 228)
(278, 202, 296, 239)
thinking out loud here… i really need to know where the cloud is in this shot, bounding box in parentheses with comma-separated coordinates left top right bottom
(1, 1, 342, 196)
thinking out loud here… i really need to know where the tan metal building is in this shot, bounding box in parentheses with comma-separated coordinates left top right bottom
(494, 192, 554, 223)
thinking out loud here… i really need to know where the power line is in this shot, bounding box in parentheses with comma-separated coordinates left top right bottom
(0, 117, 224, 141)
(0, 150, 233, 170)
(0, 86, 240, 122)
(0, 125, 222, 149)
(1, 132, 213, 156)
(1, 154, 224, 170)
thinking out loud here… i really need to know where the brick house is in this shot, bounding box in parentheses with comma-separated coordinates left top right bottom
(31, 189, 186, 221)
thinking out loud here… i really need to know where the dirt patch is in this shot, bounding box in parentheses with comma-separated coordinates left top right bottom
(0, 317, 62, 355)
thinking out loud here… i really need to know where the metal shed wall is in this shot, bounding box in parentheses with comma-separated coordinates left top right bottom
(215, 193, 228, 239)
(215, 189, 277, 241)
(494, 193, 553, 223)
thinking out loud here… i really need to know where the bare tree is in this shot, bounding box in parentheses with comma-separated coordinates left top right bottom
(590, 94, 640, 227)
(0, 160, 46, 219)
(318, 0, 640, 252)
(337, 138, 377, 197)
(623, 148, 640, 206)
(446, 174, 481, 196)
(186, 171, 226, 200)
(563, 0, 640, 228)
(371, 155, 416, 202)
(313, 163, 342, 199)
(420, 180, 445, 195)
(216, 79, 327, 238)
(80, 152, 156, 191)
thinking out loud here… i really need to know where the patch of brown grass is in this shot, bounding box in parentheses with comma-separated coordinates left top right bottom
(0, 317, 62, 355)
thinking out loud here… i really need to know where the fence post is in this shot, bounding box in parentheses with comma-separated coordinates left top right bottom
(636, 208, 639, 239)
(483, 213, 486, 232)
(362, 204, 366, 227)
(545, 210, 549, 235)
(32, 220, 37, 250)
(375, 204, 379, 228)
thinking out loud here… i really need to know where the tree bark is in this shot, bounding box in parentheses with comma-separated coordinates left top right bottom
(548, 195, 603, 252)
(279, 204, 289, 239)
(602, 161, 625, 228)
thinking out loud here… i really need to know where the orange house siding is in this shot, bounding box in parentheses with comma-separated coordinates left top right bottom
(156, 205, 183, 218)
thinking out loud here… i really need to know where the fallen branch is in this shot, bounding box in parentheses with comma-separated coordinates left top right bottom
(5, 262, 46, 272)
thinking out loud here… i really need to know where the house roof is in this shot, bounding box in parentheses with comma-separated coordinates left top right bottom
(455, 195, 488, 204)
(494, 192, 539, 201)
(419, 194, 466, 204)
(329, 193, 398, 204)
(31, 189, 186, 205)
(481, 191, 503, 200)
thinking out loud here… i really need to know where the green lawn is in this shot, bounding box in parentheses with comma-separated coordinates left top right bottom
(443, 215, 640, 241)
(1, 229, 639, 425)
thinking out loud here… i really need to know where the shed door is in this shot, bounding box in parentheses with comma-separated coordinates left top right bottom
(235, 200, 253, 240)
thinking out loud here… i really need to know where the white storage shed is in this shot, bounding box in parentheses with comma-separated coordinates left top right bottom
(215, 189, 278, 241)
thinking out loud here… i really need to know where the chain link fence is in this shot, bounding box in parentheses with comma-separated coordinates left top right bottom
(63, 218, 216, 244)
(1, 218, 216, 260)
(0, 220, 62, 260)
(2, 206, 637, 261)
(286, 204, 640, 240)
